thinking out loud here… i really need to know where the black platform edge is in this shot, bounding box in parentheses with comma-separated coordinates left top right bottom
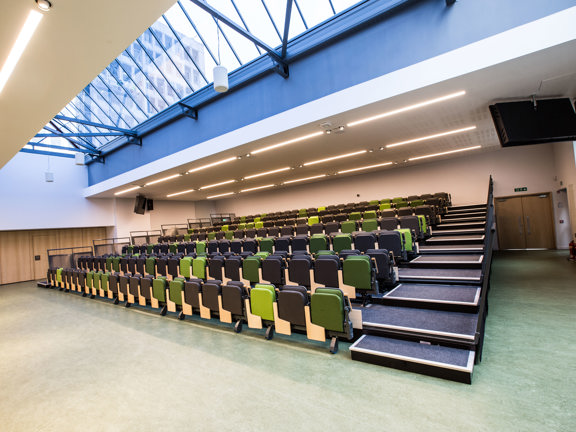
(448, 204, 487, 211)
(360, 324, 479, 349)
(379, 295, 479, 313)
(350, 337, 474, 384)
(37, 280, 52, 288)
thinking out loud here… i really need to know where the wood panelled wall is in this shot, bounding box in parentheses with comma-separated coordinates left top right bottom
(0, 227, 111, 285)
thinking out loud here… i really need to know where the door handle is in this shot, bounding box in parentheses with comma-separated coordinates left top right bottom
(518, 216, 523, 235)
(526, 216, 531, 235)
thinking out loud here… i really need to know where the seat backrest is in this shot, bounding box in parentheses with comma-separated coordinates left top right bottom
(221, 283, 245, 316)
(366, 248, 392, 280)
(277, 288, 307, 327)
(377, 231, 404, 259)
(231, 239, 243, 254)
(243, 239, 257, 253)
(309, 223, 324, 235)
(379, 217, 398, 231)
(250, 284, 276, 321)
(208, 256, 225, 280)
(267, 227, 280, 237)
(218, 240, 231, 253)
(343, 256, 373, 290)
(340, 220, 357, 234)
(280, 226, 294, 236)
(274, 237, 290, 252)
(242, 256, 262, 283)
(354, 232, 376, 252)
(398, 216, 421, 238)
(332, 234, 352, 253)
(349, 212, 362, 221)
(192, 257, 207, 280)
(288, 256, 312, 287)
(334, 213, 348, 222)
(361, 219, 379, 232)
(314, 257, 340, 287)
(202, 280, 222, 312)
(309, 234, 328, 254)
(291, 235, 308, 252)
(324, 221, 340, 235)
(395, 228, 414, 252)
(261, 256, 284, 285)
(295, 224, 309, 235)
(152, 277, 167, 302)
(310, 289, 344, 332)
(224, 256, 242, 281)
(363, 210, 377, 220)
(183, 279, 202, 307)
(397, 207, 414, 216)
(196, 241, 207, 255)
(169, 279, 185, 305)
(259, 238, 274, 254)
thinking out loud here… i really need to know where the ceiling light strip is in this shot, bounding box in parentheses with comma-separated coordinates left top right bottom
(347, 90, 466, 127)
(199, 179, 236, 190)
(386, 126, 477, 148)
(408, 145, 481, 161)
(207, 192, 235, 199)
(244, 167, 290, 179)
(240, 184, 275, 193)
(251, 132, 323, 154)
(145, 174, 181, 186)
(114, 186, 141, 196)
(338, 162, 393, 174)
(0, 11, 44, 94)
(187, 157, 236, 174)
(166, 189, 195, 198)
(282, 174, 327, 184)
(304, 150, 367, 166)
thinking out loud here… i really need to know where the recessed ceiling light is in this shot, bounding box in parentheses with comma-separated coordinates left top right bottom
(166, 189, 195, 198)
(244, 167, 290, 179)
(145, 173, 181, 186)
(347, 90, 466, 127)
(199, 179, 236, 190)
(282, 174, 327, 184)
(251, 132, 323, 154)
(240, 184, 275, 193)
(114, 186, 141, 196)
(35, 0, 52, 11)
(303, 150, 367, 166)
(386, 126, 477, 148)
(408, 145, 481, 161)
(187, 157, 236, 173)
(207, 192, 235, 199)
(337, 161, 393, 174)
(0, 10, 43, 94)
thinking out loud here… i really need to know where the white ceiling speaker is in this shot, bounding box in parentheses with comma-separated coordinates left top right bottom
(45, 171, 54, 182)
(75, 152, 85, 165)
(213, 65, 228, 93)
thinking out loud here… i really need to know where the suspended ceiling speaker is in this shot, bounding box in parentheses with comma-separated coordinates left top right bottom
(213, 65, 229, 93)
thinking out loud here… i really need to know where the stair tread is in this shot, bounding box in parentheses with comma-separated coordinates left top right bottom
(385, 283, 481, 305)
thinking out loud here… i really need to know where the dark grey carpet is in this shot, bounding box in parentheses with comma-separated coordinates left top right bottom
(354, 336, 472, 367)
(361, 304, 478, 337)
(427, 235, 485, 242)
(385, 283, 480, 303)
(398, 268, 482, 280)
(419, 245, 484, 251)
(411, 255, 483, 263)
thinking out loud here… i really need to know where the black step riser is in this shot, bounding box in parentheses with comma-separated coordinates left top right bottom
(380, 297, 479, 313)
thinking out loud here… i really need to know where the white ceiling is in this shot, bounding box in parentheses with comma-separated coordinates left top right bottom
(1, 1, 576, 201)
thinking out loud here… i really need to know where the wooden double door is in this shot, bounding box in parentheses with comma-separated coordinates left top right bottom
(495, 193, 555, 249)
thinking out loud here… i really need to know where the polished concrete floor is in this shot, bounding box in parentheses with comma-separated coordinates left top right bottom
(0, 251, 574, 431)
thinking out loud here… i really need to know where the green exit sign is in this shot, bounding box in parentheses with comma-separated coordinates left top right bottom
(514, 187, 528, 192)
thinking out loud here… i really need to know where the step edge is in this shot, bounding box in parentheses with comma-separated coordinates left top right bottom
(363, 322, 477, 340)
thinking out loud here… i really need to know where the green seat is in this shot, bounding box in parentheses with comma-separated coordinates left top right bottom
(152, 277, 167, 302)
(380, 199, 391, 204)
(255, 251, 270, 259)
(395, 228, 414, 252)
(240, 216, 246, 223)
(247, 222, 256, 230)
(225, 231, 234, 240)
(101, 272, 110, 292)
(259, 238, 274, 254)
(147, 244, 155, 254)
(333, 234, 352, 253)
(179, 257, 193, 278)
(343, 255, 373, 290)
(308, 216, 320, 226)
(126, 245, 134, 254)
(112, 257, 120, 272)
(169, 278, 185, 305)
(145, 257, 156, 276)
(316, 250, 336, 256)
(362, 219, 379, 232)
(250, 284, 276, 321)
(363, 210, 377, 220)
(298, 209, 307, 217)
(238, 223, 246, 230)
(169, 243, 178, 254)
(310, 234, 328, 254)
(410, 200, 425, 207)
(311, 288, 344, 332)
(317, 206, 326, 212)
(349, 212, 361, 221)
(93, 272, 102, 291)
(368, 200, 379, 206)
(222, 225, 229, 232)
(417, 215, 427, 235)
(341, 221, 357, 234)
(255, 221, 264, 229)
(187, 229, 195, 234)
(183, 234, 191, 242)
(254, 217, 261, 223)
(243, 256, 262, 283)
(379, 203, 392, 210)
(56, 268, 63, 284)
(196, 241, 207, 255)
(86, 271, 94, 290)
(207, 232, 216, 241)
(396, 201, 409, 209)
(193, 257, 207, 280)
(392, 197, 405, 204)
(105, 257, 113, 272)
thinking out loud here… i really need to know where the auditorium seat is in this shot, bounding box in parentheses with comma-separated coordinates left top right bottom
(377, 231, 406, 262)
(332, 234, 352, 253)
(248, 283, 276, 339)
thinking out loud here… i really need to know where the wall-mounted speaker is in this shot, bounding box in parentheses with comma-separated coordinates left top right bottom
(134, 195, 147, 215)
(146, 199, 154, 211)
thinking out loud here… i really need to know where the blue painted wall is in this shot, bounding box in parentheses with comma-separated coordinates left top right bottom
(88, 0, 575, 185)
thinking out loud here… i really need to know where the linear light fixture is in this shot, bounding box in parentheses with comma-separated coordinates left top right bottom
(251, 132, 323, 155)
(240, 184, 275, 193)
(114, 186, 141, 196)
(166, 189, 195, 198)
(338, 161, 393, 174)
(244, 167, 290, 180)
(408, 145, 481, 161)
(145, 173, 181, 186)
(282, 174, 327, 184)
(199, 179, 235, 190)
(0, 10, 44, 94)
(187, 156, 236, 174)
(347, 90, 466, 127)
(386, 126, 477, 148)
(304, 150, 367, 166)
(207, 192, 235, 199)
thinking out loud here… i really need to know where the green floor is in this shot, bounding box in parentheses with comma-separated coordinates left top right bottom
(0, 251, 574, 431)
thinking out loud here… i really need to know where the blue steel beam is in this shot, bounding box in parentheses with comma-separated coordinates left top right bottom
(35, 133, 125, 138)
(81, 87, 119, 127)
(134, 38, 182, 100)
(103, 66, 148, 118)
(113, 58, 160, 113)
(51, 115, 107, 148)
(20, 148, 75, 159)
(260, 0, 283, 42)
(212, 16, 242, 66)
(45, 123, 99, 151)
(187, 0, 286, 67)
(178, 1, 219, 65)
(123, 48, 171, 107)
(88, 82, 134, 128)
(26, 142, 100, 155)
(95, 75, 140, 124)
(54, 115, 137, 135)
(293, 0, 308, 29)
(281, 0, 294, 58)
(230, 0, 263, 55)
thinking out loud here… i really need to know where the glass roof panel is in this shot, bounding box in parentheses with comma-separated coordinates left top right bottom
(38, 0, 364, 149)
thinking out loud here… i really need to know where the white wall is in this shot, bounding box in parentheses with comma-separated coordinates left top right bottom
(149, 200, 196, 230)
(0, 153, 115, 230)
